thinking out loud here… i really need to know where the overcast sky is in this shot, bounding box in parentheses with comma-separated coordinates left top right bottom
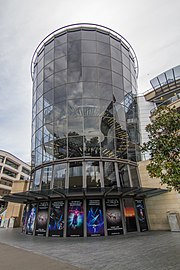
(0, 0, 180, 162)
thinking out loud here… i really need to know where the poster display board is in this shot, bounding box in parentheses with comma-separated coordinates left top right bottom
(135, 200, 148, 232)
(35, 202, 49, 236)
(26, 203, 37, 235)
(67, 200, 84, 237)
(49, 201, 65, 237)
(105, 198, 123, 235)
(87, 199, 104, 236)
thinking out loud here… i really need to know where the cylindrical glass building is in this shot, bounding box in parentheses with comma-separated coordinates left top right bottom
(28, 24, 147, 237)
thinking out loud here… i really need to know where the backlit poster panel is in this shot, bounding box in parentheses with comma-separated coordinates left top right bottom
(105, 198, 123, 235)
(26, 203, 37, 235)
(49, 201, 65, 237)
(135, 200, 148, 232)
(87, 199, 104, 236)
(67, 200, 84, 237)
(35, 201, 49, 236)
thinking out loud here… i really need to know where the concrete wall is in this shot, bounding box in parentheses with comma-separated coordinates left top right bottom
(5, 180, 29, 226)
(138, 160, 180, 230)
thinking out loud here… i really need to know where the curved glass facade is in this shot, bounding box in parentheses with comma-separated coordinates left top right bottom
(28, 24, 147, 237)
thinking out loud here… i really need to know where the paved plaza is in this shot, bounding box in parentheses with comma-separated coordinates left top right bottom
(0, 228, 180, 270)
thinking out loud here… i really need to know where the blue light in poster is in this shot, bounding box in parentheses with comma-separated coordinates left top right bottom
(87, 201, 104, 236)
(68, 208, 83, 230)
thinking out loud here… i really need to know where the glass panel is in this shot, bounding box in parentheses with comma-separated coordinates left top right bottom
(44, 90, 54, 108)
(55, 56, 67, 72)
(97, 31, 110, 43)
(54, 85, 66, 103)
(82, 53, 97, 66)
(123, 65, 131, 81)
(35, 146, 43, 166)
(68, 136, 83, 157)
(44, 61, 54, 79)
(36, 97, 43, 114)
(118, 164, 130, 187)
(121, 45, 129, 57)
(69, 161, 83, 189)
(84, 136, 100, 157)
(33, 169, 41, 190)
(83, 67, 98, 81)
(111, 58, 123, 75)
(42, 143, 54, 163)
(67, 69, 82, 83)
(37, 58, 44, 73)
(82, 40, 97, 53)
(98, 68, 111, 84)
(97, 55, 111, 69)
(54, 34, 67, 46)
(54, 137, 67, 159)
(129, 165, 139, 187)
(81, 30, 96, 40)
(123, 78, 132, 93)
(101, 116, 115, 137)
(111, 46, 121, 62)
(150, 77, 160, 89)
(86, 161, 101, 188)
(67, 40, 81, 69)
(99, 83, 112, 101)
(174, 65, 180, 80)
(83, 82, 99, 98)
(122, 54, 130, 69)
(68, 99, 82, 117)
(101, 137, 115, 158)
(116, 138, 128, 159)
(44, 49, 54, 66)
(36, 83, 43, 100)
(68, 117, 83, 136)
(41, 166, 53, 190)
(110, 37, 120, 49)
(37, 70, 43, 85)
(112, 72, 123, 88)
(54, 70, 67, 86)
(44, 40, 54, 54)
(97, 41, 110, 55)
(44, 75, 53, 92)
(67, 30, 81, 41)
(53, 163, 66, 189)
(158, 73, 166, 86)
(165, 69, 174, 84)
(123, 198, 137, 232)
(67, 82, 83, 99)
(54, 43, 67, 59)
(84, 116, 99, 136)
(35, 128, 43, 148)
(103, 161, 116, 187)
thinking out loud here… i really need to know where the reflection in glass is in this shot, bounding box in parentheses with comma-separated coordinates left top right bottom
(86, 161, 101, 188)
(41, 166, 52, 190)
(118, 164, 130, 187)
(69, 162, 83, 189)
(53, 163, 66, 188)
(68, 136, 83, 157)
(33, 169, 41, 190)
(84, 136, 100, 156)
(129, 165, 139, 187)
(103, 162, 116, 187)
(54, 137, 67, 159)
(101, 137, 115, 158)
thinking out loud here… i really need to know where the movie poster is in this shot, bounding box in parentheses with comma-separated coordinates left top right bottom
(49, 201, 65, 237)
(22, 205, 28, 233)
(67, 200, 84, 237)
(35, 201, 49, 236)
(26, 203, 37, 235)
(105, 198, 123, 235)
(135, 200, 148, 232)
(87, 199, 104, 236)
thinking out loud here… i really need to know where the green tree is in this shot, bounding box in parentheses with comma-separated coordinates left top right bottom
(142, 105, 180, 192)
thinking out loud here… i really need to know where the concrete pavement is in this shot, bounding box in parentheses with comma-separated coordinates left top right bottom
(0, 228, 180, 270)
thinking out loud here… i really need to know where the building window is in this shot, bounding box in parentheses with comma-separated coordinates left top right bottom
(0, 155, 4, 163)
(3, 168, 17, 178)
(103, 161, 117, 187)
(53, 163, 66, 189)
(118, 163, 130, 187)
(86, 161, 101, 188)
(5, 159, 19, 170)
(41, 166, 53, 190)
(22, 167, 30, 175)
(69, 161, 83, 190)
